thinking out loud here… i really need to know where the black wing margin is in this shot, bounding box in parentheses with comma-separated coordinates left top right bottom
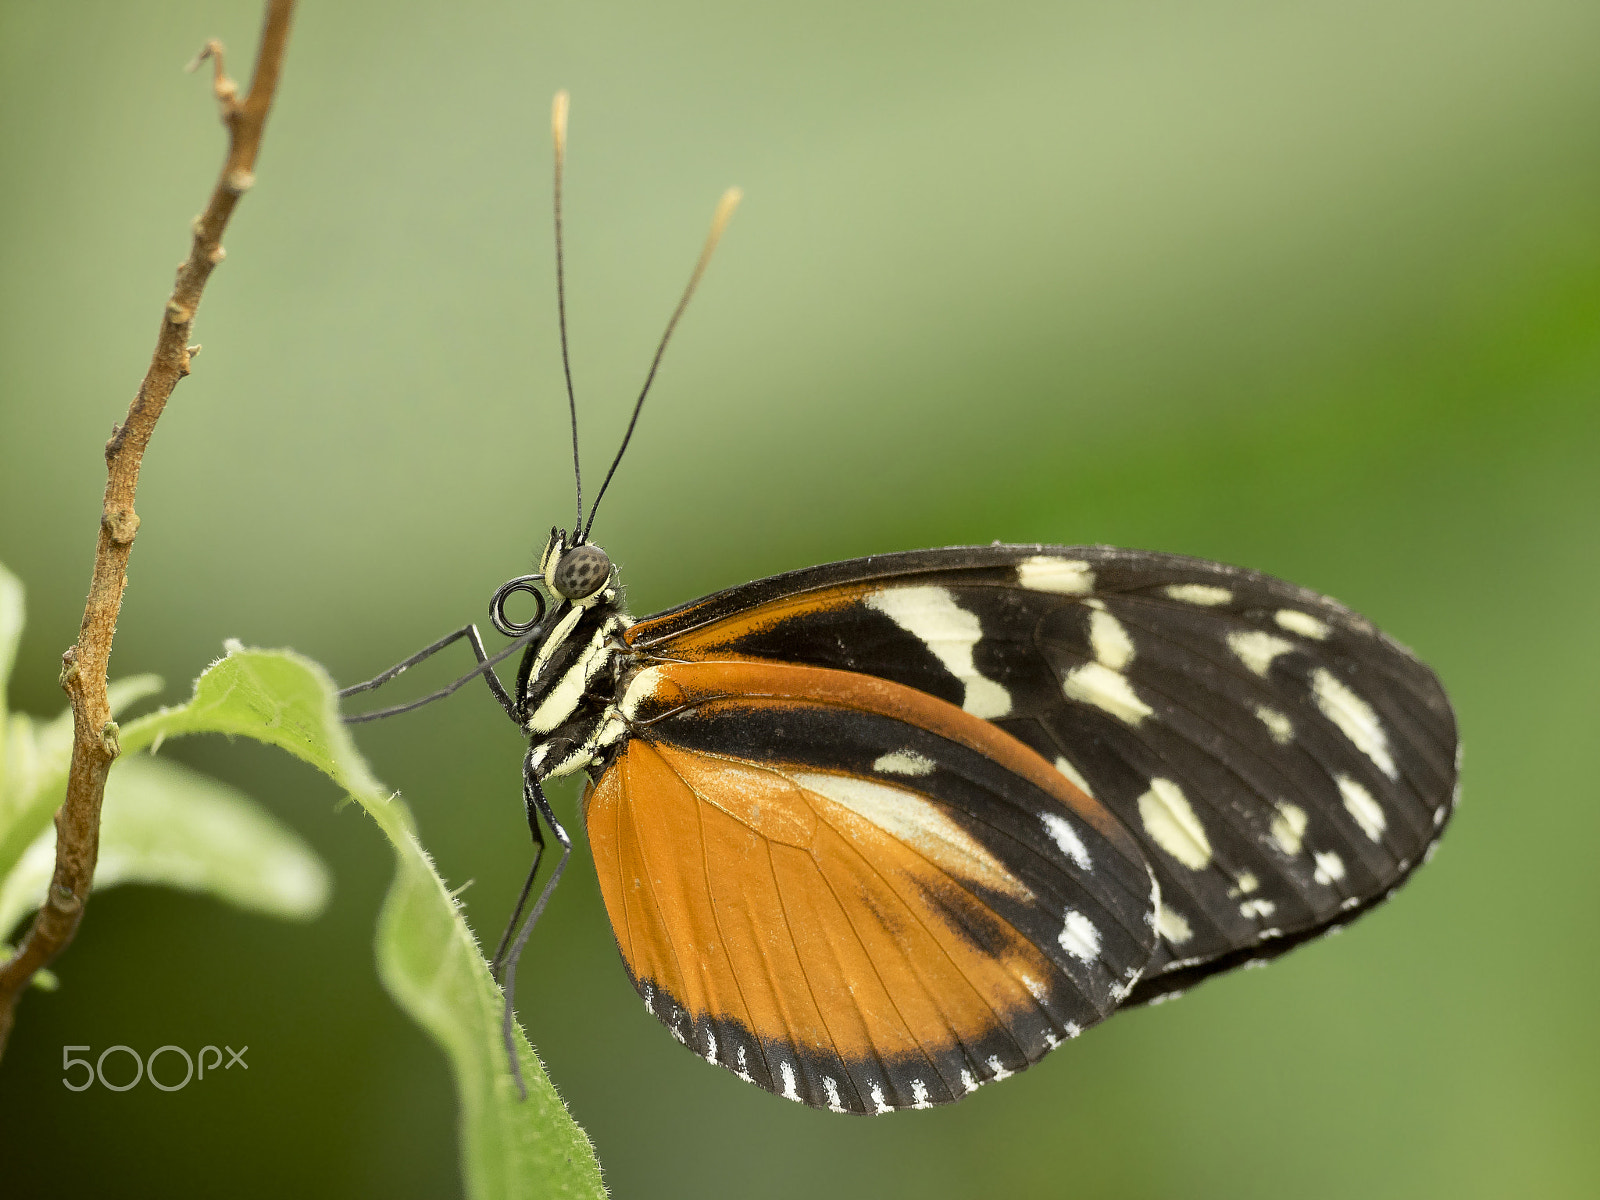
(627, 544, 1459, 1006)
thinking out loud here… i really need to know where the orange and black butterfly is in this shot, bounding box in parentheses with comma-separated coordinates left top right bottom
(339, 95, 1458, 1114)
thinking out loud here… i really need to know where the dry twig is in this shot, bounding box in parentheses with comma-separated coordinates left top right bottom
(0, 0, 298, 1057)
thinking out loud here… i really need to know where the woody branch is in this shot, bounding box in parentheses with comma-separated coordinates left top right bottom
(0, 0, 297, 1058)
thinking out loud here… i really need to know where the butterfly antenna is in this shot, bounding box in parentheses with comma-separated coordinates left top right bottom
(552, 91, 584, 541)
(582, 186, 742, 541)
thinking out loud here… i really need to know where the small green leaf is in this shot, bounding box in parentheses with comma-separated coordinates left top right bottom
(122, 646, 606, 1200)
(0, 673, 164, 884)
(0, 754, 330, 941)
(0, 560, 26, 801)
(0, 561, 325, 988)
(0, 559, 166, 884)
(0, 560, 23, 699)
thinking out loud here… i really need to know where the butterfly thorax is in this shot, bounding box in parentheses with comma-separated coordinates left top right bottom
(514, 532, 636, 782)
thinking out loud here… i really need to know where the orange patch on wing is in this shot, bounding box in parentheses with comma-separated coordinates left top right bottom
(586, 737, 1063, 1073)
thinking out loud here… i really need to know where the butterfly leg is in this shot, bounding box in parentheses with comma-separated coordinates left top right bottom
(498, 746, 573, 1100)
(490, 813, 546, 983)
(338, 623, 524, 724)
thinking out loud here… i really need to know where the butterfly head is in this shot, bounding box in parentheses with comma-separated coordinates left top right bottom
(540, 526, 614, 602)
(486, 528, 614, 640)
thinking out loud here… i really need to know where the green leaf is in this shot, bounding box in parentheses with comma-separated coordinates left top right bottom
(0, 754, 330, 941)
(0, 562, 328, 1003)
(0, 560, 23, 697)
(0, 672, 165, 886)
(0, 560, 25, 801)
(0, 558, 168, 884)
(122, 646, 607, 1200)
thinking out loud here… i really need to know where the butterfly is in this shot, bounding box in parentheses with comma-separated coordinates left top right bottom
(339, 94, 1458, 1114)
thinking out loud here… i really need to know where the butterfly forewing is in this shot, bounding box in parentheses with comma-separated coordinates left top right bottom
(584, 659, 1158, 1112)
(625, 545, 1458, 1005)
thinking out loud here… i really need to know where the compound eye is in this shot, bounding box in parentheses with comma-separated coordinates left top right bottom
(550, 543, 612, 599)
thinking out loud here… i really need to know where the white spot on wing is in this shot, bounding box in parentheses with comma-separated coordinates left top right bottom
(1088, 607, 1135, 671)
(1058, 909, 1102, 962)
(1040, 812, 1092, 872)
(1312, 669, 1398, 780)
(779, 1060, 800, 1102)
(1239, 898, 1276, 919)
(987, 1055, 1013, 1081)
(1227, 630, 1295, 676)
(866, 586, 1011, 718)
(735, 1046, 753, 1083)
(704, 1027, 717, 1064)
(1163, 583, 1232, 606)
(1018, 556, 1094, 594)
(1255, 705, 1294, 744)
(822, 1076, 844, 1112)
(1062, 662, 1153, 725)
(1137, 778, 1212, 870)
(1052, 755, 1094, 798)
(1337, 774, 1387, 841)
(1156, 903, 1193, 944)
(794, 771, 1033, 902)
(960, 1069, 978, 1094)
(1275, 609, 1331, 639)
(1270, 802, 1308, 855)
(873, 750, 935, 776)
(870, 1083, 891, 1114)
(1313, 850, 1346, 884)
(910, 1078, 932, 1109)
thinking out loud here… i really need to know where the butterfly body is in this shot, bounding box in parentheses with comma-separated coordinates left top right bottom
(499, 535, 1457, 1113)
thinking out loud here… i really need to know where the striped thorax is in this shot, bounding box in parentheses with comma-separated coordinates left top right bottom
(518, 529, 634, 780)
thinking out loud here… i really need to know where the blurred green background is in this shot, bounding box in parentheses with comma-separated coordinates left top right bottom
(2, 0, 1597, 1196)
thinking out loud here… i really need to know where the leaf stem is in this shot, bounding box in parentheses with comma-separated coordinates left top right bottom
(0, 0, 298, 1058)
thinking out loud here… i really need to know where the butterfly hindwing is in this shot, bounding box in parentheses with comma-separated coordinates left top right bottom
(625, 545, 1458, 1004)
(584, 659, 1159, 1112)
